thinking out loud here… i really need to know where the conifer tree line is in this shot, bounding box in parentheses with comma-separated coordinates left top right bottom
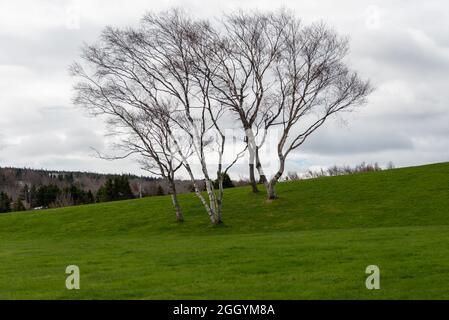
(0, 191, 12, 213)
(96, 176, 134, 202)
(0, 167, 236, 213)
(0, 176, 135, 213)
(0, 167, 207, 213)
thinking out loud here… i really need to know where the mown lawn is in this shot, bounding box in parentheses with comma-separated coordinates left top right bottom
(1, 162, 449, 299)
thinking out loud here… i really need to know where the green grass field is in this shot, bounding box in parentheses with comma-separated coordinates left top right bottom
(1, 162, 449, 299)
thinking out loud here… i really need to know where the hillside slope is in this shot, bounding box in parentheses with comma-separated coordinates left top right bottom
(1, 162, 449, 299)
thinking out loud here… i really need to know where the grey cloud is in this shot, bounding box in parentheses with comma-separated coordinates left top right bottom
(0, 25, 102, 73)
(1, 0, 449, 177)
(300, 123, 414, 155)
(12, 129, 104, 158)
(350, 40, 448, 90)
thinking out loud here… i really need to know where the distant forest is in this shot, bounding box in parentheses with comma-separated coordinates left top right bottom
(0, 167, 210, 212)
(0, 162, 386, 213)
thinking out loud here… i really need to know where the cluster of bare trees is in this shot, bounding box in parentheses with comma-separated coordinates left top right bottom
(71, 9, 372, 225)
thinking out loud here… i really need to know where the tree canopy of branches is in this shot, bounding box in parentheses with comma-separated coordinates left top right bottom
(204, 12, 287, 193)
(264, 17, 372, 198)
(72, 8, 372, 223)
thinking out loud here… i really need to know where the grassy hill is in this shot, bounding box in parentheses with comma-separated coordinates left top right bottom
(1, 162, 449, 299)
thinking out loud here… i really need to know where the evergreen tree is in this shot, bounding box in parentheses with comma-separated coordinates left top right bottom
(156, 185, 165, 196)
(21, 184, 30, 204)
(214, 173, 234, 189)
(114, 176, 134, 200)
(12, 198, 26, 212)
(0, 192, 11, 213)
(29, 185, 38, 208)
(56, 184, 95, 206)
(96, 176, 134, 202)
(36, 184, 60, 207)
(96, 184, 109, 203)
(106, 178, 115, 200)
(86, 190, 95, 204)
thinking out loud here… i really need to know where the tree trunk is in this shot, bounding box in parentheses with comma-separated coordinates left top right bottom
(170, 131, 217, 224)
(245, 128, 259, 193)
(185, 115, 221, 224)
(249, 163, 259, 193)
(211, 214, 223, 225)
(182, 161, 216, 223)
(215, 173, 225, 225)
(266, 154, 285, 200)
(168, 179, 184, 222)
(255, 146, 267, 184)
(267, 180, 277, 200)
(204, 178, 221, 225)
(171, 194, 184, 222)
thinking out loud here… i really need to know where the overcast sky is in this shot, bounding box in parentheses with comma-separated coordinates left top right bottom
(0, 0, 448, 179)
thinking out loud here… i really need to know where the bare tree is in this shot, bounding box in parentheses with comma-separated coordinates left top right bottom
(70, 30, 189, 222)
(265, 14, 373, 199)
(204, 11, 286, 193)
(135, 9, 246, 224)
(72, 8, 372, 218)
(72, 9, 246, 225)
